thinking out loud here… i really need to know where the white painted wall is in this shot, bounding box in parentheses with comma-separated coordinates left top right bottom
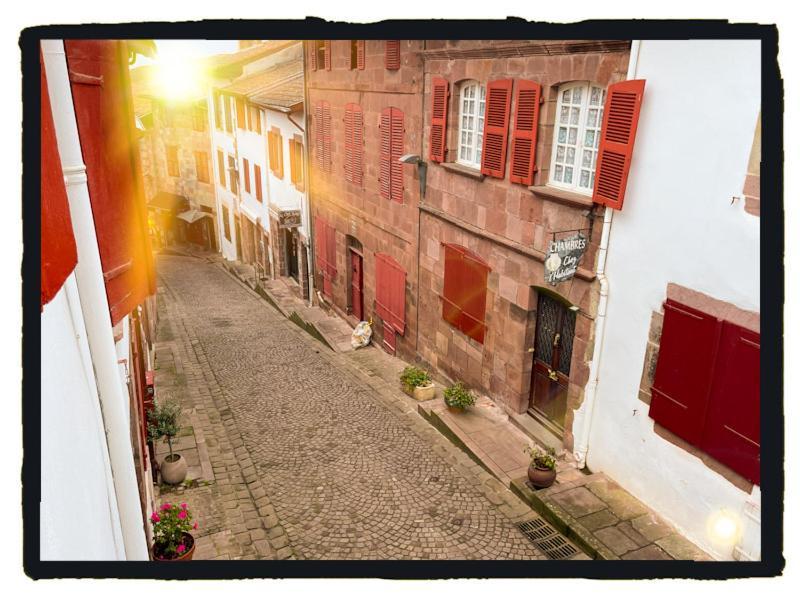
(208, 89, 239, 261)
(41, 277, 126, 560)
(583, 40, 761, 560)
(237, 115, 270, 231)
(264, 109, 308, 238)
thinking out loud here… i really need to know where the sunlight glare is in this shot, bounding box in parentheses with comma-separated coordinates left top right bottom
(153, 49, 207, 102)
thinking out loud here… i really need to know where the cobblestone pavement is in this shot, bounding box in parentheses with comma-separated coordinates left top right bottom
(157, 254, 546, 560)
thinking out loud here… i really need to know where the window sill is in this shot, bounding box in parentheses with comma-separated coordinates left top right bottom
(528, 185, 595, 210)
(441, 162, 485, 181)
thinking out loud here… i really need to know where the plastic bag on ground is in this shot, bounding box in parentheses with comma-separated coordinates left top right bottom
(351, 318, 373, 349)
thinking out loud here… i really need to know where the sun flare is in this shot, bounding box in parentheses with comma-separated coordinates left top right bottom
(152, 50, 207, 102)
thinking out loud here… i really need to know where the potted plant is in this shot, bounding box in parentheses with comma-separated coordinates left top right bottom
(148, 401, 187, 485)
(400, 366, 435, 401)
(150, 501, 199, 561)
(525, 445, 557, 489)
(443, 382, 476, 413)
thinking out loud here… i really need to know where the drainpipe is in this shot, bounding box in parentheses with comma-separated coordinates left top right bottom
(42, 40, 149, 560)
(301, 42, 316, 307)
(573, 40, 641, 469)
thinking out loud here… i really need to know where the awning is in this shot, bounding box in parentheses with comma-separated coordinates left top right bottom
(148, 191, 188, 212)
(177, 208, 213, 224)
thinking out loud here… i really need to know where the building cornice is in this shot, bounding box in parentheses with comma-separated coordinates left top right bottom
(419, 40, 631, 60)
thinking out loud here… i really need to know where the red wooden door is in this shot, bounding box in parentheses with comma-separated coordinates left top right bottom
(350, 250, 363, 321)
(529, 294, 576, 433)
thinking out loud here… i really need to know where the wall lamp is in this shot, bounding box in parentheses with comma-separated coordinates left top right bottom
(399, 154, 428, 200)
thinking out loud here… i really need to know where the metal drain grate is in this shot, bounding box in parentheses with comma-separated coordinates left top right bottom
(517, 518, 579, 560)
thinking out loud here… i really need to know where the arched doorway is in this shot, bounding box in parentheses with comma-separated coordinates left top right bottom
(528, 290, 577, 434)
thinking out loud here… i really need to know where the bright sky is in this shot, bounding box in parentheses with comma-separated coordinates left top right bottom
(133, 39, 240, 67)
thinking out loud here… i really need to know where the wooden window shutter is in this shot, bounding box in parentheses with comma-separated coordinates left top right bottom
(309, 41, 317, 71)
(385, 40, 401, 70)
(325, 219, 337, 276)
(217, 149, 226, 187)
(441, 244, 490, 344)
(441, 245, 465, 332)
(429, 77, 449, 163)
(649, 300, 721, 446)
(357, 40, 365, 70)
(254, 164, 263, 201)
(65, 40, 155, 325)
(235, 96, 246, 129)
(41, 55, 78, 309)
(375, 253, 407, 334)
(322, 102, 332, 172)
(213, 92, 222, 128)
(480, 79, 513, 178)
(288, 139, 296, 185)
(324, 40, 332, 70)
(702, 323, 760, 484)
(243, 158, 250, 193)
(390, 108, 404, 203)
(277, 132, 284, 180)
(315, 102, 324, 170)
(314, 217, 326, 272)
(344, 103, 363, 186)
(509, 80, 542, 185)
(379, 107, 392, 200)
(592, 79, 646, 210)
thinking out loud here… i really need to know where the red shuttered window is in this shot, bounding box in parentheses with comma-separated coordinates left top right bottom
(315, 101, 332, 173)
(357, 40, 365, 70)
(380, 107, 404, 203)
(65, 39, 155, 325)
(375, 253, 406, 334)
(235, 96, 246, 129)
(194, 151, 209, 183)
(254, 164, 263, 201)
(41, 55, 78, 309)
(324, 40, 332, 70)
(509, 80, 542, 185)
(309, 41, 318, 71)
(268, 129, 284, 179)
(242, 158, 251, 193)
(385, 40, 401, 70)
(289, 137, 305, 191)
(480, 79, 513, 178)
(314, 217, 337, 299)
(649, 298, 760, 484)
(344, 103, 364, 186)
(429, 77, 449, 163)
(592, 79, 646, 210)
(441, 244, 490, 345)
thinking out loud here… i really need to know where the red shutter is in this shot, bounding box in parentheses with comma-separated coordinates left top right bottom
(429, 77, 449, 163)
(217, 149, 226, 187)
(592, 79, 646, 210)
(379, 107, 391, 200)
(41, 55, 78, 309)
(649, 300, 721, 446)
(390, 108, 404, 203)
(314, 217, 327, 273)
(385, 40, 401, 70)
(254, 164, 262, 201)
(441, 244, 490, 344)
(703, 323, 760, 484)
(325, 220, 337, 277)
(315, 102, 324, 170)
(65, 40, 155, 325)
(324, 40, 332, 70)
(243, 158, 250, 193)
(375, 253, 406, 334)
(309, 41, 317, 71)
(322, 102, 332, 172)
(357, 40, 365, 70)
(344, 103, 363, 186)
(344, 103, 354, 183)
(509, 80, 542, 186)
(480, 79, 513, 178)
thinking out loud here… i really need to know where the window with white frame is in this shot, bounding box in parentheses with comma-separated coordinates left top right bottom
(456, 81, 486, 169)
(549, 82, 606, 193)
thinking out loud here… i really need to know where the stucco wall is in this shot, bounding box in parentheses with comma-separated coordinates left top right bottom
(582, 40, 761, 560)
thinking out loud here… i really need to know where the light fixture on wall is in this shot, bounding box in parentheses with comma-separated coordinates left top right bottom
(399, 153, 427, 200)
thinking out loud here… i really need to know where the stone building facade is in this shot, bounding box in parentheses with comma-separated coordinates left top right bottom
(306, 40, 425, 358)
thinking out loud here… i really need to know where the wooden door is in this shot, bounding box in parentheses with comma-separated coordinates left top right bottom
(529, 293, 576, 433)
(350, 250, 363, 321)
(286, 228, 299, 280)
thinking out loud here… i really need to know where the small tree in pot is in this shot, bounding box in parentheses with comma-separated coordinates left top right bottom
(400, 366, 435, 401)
(525, 445, 557, 489)
(443, 382, 476, 413)
(148, 401, 187, 485)
(150, 501, 199, 561)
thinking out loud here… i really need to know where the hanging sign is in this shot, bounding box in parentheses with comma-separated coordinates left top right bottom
(544, 233, 588, 285)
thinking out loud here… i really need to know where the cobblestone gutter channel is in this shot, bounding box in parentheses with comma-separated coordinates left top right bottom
(154, 254, 562, 560)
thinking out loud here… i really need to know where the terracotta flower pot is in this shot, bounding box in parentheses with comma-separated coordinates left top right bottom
(152, 532, 195, 562)
(160, 454, 188, 485)
(527, 464, 557, 489)
(446, 404, 465, 414)
(412, 382, 436, 402)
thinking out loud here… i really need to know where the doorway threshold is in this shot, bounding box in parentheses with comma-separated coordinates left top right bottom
(509, 411, 564, 454)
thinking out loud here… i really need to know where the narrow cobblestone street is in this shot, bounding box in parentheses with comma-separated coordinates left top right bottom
(155, 253, 549, 560)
